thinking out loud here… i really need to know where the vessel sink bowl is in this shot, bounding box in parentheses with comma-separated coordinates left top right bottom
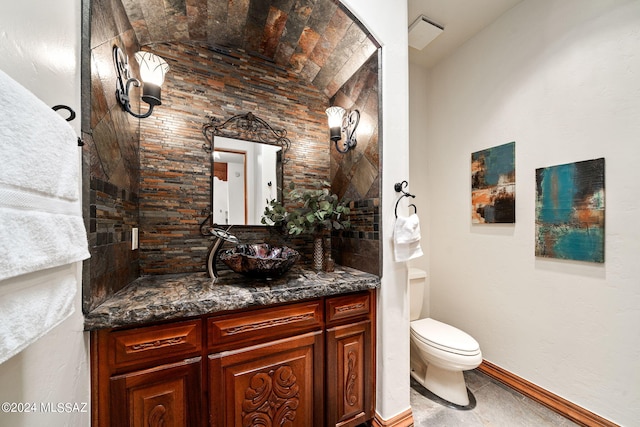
(218, 243, 300, 278)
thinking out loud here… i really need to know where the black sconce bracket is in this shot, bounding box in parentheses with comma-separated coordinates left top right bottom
(335, 109, 360, 153)
(113, 46, 156, 119)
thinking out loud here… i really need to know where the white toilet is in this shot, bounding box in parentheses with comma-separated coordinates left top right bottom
(409, 268, 482, 407)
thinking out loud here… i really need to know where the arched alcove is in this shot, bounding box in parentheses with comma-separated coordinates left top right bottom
(81, 0, 382, 311)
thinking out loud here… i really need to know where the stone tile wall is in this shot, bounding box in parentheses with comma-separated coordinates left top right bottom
(137, 42, 332, 273)
(329, 53, 381, 275)
(118, 0, 378, 99)
(82, 0, 141, 313)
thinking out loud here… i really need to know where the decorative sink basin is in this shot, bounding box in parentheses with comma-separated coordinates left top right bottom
(218, 243, 300, 278)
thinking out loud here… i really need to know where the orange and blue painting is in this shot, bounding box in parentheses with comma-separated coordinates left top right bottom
(471, 142, 515, 223)
(535, 158, 605, 263)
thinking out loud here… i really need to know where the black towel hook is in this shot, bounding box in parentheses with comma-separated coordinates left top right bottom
(52, 104, 76, 122)
(394, 181, 417, 218)
(51, 104, 84, 146)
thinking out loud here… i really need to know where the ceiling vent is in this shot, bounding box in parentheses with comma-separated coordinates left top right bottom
(408, 15, 444, 51)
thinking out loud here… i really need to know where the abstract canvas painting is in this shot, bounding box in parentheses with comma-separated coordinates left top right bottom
(535, 158, 605, 263)
(471, 142, 515, 223)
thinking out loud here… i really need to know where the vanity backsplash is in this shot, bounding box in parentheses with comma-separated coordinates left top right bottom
(137, 41, 330, 275)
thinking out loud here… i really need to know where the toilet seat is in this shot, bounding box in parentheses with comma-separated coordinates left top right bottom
(410, 318, 480, 356)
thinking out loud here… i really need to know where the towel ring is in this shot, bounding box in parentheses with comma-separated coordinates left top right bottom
(394, 181, 416, 218)
(394, 195, 417, 218)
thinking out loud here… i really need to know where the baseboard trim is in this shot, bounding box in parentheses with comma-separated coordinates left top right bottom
(371, 407, 414, 427)
(477, 360, 618, 427)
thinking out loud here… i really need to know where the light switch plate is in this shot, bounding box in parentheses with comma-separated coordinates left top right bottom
(132, 227, 139, 250)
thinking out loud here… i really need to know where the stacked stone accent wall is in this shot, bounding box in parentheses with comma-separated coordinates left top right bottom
(137, 42, 330, 273)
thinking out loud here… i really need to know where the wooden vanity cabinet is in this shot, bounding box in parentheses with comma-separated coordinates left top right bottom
(325, 292, 375, 427)
(207, 301, 325, 427)
(91, 290, 375, 427)
(91, 319, 204, 427)
(110, 357, 203, 427)
(209, 331, 324, 427)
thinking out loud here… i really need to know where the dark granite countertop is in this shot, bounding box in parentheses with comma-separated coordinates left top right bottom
(84, 266, 380, 331)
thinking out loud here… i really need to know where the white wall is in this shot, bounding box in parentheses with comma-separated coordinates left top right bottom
(342, 0, 411, 422)
(410, 0, 640, 425)
(408, 63, 431, 316)
(0, 1, 89, 426)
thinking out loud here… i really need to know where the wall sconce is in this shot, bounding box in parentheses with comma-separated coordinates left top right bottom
(113, 46, 169, 119)
(325, 106, 360, 153)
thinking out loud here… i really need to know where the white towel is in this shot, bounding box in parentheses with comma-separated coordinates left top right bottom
(0, 265, 77, 364)
(0, 69, 89, 363)
(0, 69, 89, 280)
(394, 213, 424, 262)
(0, 72, 80, 200)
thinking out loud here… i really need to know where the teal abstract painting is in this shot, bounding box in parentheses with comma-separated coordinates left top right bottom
(471, 142, 516, 223)
(535, 158, 605, 263)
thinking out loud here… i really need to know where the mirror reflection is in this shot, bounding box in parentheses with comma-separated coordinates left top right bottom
(212, 137, 282, 225)
(202, 112, 289, 226)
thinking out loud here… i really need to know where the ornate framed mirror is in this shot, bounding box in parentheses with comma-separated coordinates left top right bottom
(202, 112, 290, 226)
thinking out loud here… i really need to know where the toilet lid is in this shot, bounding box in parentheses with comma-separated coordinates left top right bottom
(410, 318, 480, 356)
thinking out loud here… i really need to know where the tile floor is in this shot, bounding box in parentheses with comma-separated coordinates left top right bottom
(410, 369, 579, 426)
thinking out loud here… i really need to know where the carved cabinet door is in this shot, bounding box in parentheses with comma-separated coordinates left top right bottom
(110, 357, 203, 427)
(209, 331, 324, 427)
(325, 320, 373, 427)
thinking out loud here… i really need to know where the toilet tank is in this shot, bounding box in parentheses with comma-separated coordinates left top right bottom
(408, 268, 428, 321)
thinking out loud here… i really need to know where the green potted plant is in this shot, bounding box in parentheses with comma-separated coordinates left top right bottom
(262, 181, 350, 270)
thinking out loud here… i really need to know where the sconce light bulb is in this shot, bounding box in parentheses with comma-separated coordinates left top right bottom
(326, 106, 345, 128)
(135, 51, 170, 87)
(326, 106, 345, 142)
